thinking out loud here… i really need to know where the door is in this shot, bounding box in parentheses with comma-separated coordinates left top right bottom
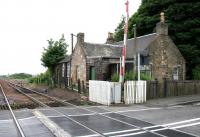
(90, 66, 96, 80)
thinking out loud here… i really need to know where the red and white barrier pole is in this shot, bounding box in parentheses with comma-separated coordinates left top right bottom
(120, 0, 129, 83)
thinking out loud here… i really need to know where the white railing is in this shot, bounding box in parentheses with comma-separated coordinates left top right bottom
(124, 81, 146, 104)
(89, 80, 121, 105)
(136, 65, 150, 71)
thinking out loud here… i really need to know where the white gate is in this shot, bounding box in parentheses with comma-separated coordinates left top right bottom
(124, 81, 146, 104)
(89, 80, 121, 105)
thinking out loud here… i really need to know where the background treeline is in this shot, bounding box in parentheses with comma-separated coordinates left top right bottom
(7, 73, 32, 80)
(114, 0, 200, 79)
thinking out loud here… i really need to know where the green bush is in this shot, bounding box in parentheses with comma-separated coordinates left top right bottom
(125, 71, 136, 81)
(111, 73, 119, 82)
(111, 71, 152, 82)
(140, 73, 152, 81)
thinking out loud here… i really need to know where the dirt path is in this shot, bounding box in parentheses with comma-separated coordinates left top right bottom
(29, 84, 97, 106)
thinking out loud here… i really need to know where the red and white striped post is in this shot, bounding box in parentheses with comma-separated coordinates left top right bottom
(119, 0, 129, 83)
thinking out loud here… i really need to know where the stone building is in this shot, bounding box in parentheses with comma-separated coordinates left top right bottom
(70, 33, 124, 88)
(55, 13, 185, 89)
(54, 55, 71, 88)
(70, 14, 185, 88)
(115, 22, 186, 80)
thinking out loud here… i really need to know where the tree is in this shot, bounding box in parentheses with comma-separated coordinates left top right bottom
(41, 34, 68, 84)
(193, 65, 200, 80)
(114, 16, 125, 41)
(114, 0, 200, 79)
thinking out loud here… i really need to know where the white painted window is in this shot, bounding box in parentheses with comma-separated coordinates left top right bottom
(173, 67, 178, 80)
(67, 63, 70, 77)
(62, 63, 65, 77)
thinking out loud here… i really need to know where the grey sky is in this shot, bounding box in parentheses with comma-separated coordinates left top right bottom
(0, 0, 141, 75)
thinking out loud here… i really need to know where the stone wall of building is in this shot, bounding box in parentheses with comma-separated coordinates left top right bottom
(54, 63, 67, 88)
(86, 58, 115, 81)
(71, 41, 86, 85)
(148, 35, 186, 81)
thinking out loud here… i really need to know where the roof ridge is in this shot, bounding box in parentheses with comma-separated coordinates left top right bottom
(84, 42, 122, 47)
(128, 33, 156, 41)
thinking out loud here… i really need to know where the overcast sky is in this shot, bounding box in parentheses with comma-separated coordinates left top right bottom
(0, 0, 141, 75)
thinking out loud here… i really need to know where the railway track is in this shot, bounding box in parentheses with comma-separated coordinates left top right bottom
(8, 81, 177, 137)
(7, 81, 105, 137)
(0, 83, 25, 137)
(2, 81, 197, 137)
(9, 84, 70, 108)
(0, 86, 8, 110)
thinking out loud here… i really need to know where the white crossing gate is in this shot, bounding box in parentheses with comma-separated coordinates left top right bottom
(89, 80, 121, 105)
(124, 81, 147, 104)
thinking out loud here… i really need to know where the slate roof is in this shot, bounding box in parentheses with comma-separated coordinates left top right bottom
(82, 33, 156, 58)
(114, 33, 157, 57)
(58, 55, 71, 63)
(83, 43, 122, 58)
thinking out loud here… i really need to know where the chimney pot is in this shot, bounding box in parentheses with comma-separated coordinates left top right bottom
(156, 12, 168, 35)
(160, 12, 165, 23)
(106, 32, 114, 44)
(77, 33, 84, 44)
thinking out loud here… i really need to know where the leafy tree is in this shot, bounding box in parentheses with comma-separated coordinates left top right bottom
(192, 65, 200, 80)
(114, 16, 125, 41)
(114, 0, 200, 79)
(41, 34, 68, 85)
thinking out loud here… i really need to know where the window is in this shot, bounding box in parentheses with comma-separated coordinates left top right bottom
(173, 67, 178, 80)
(62, 63, 65, 77)
(89, 66, 96, 80)
(67, 63, 70, 77)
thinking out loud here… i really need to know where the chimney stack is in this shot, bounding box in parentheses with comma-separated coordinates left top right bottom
(77, 32, 84, 44)
(156, 12, 168, 35)
(106, 32, 114, 44)
(160, 12, 165, 23)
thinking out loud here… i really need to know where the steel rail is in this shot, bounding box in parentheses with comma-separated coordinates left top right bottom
(0, 84, 26, 137)
(8, 82, 105, 137)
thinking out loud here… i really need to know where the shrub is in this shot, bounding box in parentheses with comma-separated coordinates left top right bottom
(140, 73, 152, 81)
(111, 71, 152, 82)
(125, 71, 136, 81)
(111, 73, 119, 82)
(125, 71, 152, 81)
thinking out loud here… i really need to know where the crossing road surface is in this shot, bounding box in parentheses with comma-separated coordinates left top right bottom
(0, 104, 199, 137)
(36, 105, 200, 137)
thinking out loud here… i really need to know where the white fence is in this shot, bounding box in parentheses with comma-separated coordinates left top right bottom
(124, 81, 147, 104)
(89, 80, 121, 105)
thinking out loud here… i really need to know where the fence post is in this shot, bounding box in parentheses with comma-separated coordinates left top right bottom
(163, 78, 167, 97)
(70, 78, 73, 91)
(82, 80, 85, 94)
(155, 79, 158, 98)
(78, 79, 81, 93)
(124, 82, 127, 104)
